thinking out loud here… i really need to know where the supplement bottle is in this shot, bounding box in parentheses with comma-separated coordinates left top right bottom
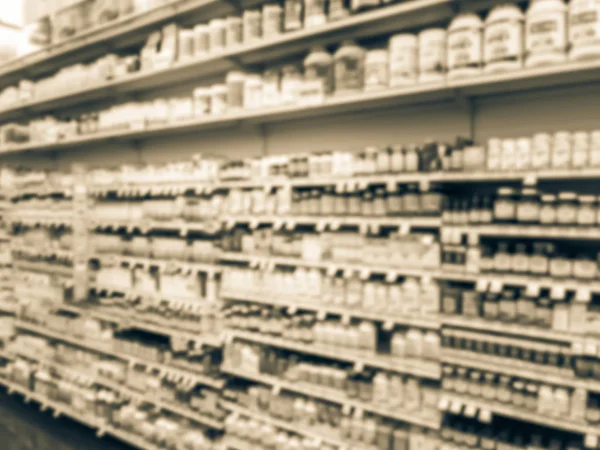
(569, 0, 600, 60)
(418, 28, 447, 82)
(334, 40, 366, 95)
(447, 13, 484, 78)
(389, 33, 418, 86)
(525, 0, 568, 67)
(484, 4, 525, 72)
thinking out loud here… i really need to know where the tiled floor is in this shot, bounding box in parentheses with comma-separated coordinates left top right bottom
(0, 388, 134, 450)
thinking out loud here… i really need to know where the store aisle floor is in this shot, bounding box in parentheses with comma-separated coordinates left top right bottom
(0, 387, 135, 450)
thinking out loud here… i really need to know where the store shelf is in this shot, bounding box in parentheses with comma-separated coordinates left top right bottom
(14, 260, 73, 277)
(0, 0, 457, 122)
(6, 57, 600, 155)
(219, 252, 438, 280)
(222, 365, 441, 429)
(92, 254, 221, 274)
(440, 392, 596, 435)
(441, 350, 600, 392)
(13, 320, 224, 387)
(60, 303, 224, 354)
(0, 0, 240, 88)
(91, 217, 222, 235)
(442, 316, 577, 343)
(0, 377, 164, 450)
(228, 329, 441, 379)
(222, 289, 440, 330)
(451, 224, 600, 241)
(223, 401, 370, 450)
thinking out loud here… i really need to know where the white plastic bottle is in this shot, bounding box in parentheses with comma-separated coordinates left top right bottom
(525, 0, 568, 67)
(484, 4, 525, 72)
(447, 13, 484, 78)
(569, 0, 600, 60)
(418, 28, 447, 82)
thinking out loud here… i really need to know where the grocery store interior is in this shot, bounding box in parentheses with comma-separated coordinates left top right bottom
(1, 0, 600, 449)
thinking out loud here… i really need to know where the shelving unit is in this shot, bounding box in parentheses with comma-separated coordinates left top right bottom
(2, 0, 600, 449)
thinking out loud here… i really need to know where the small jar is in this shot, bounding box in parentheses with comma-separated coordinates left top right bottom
(193, 87, 211, 117)
(178, 29, 195, 61)
(226, 16, 243, 47)
(362, 190, 374, 216)
(552, 130, 572, 168)
(262, 69, 281, 107)
(578, 195, 597, 226)
(347, 191, 361, 215)
(321, 187, 335, 215)
(328, 0, 350, 21)
(516, 188, 540, 223)
(389, 34, 418, 86)
(226, 71, 246, 110)
(573, 254, 597, 279)
(539, 194, 557, 224)
(499, 289, 518, 322)
(531, 132, 553, 169)
(305, 0, 327, 27)
(494, 242, 512, 272)
(262, 3, 283, 39)
(281, 65, 302, 105)
(373, 188, 386, 216)
(483, 293, 500, 320)
(530, 242, 552, 275)
(494, 187, 517, 222)
(364, 49, 389, 91)
(447, 13, 484, 78)
(535, 296, 553, 328)
(511, 243, 530, 273)
(208, 18, 226, 52)
(243, 10, 262, 43)
(462, 291, 482, 318)
(525, 0, 568, 67)
(303, 46, 334, 103)
(418, 28, 447, 82)
(517, 293, 537, 325)
(390, 145, 405, 172)
(210, 84, 228, 115)
(193, 24, 210, 56)
(387, 187, 403, 216)
(484, 4, 525, 72)
(483, 373, 497, 400)
(284, 0, 303, 31)
(568, 0, 600, 61)
(555, 192, 578, 225)
(244, 74, 263, 110)
(572, 131, 590, 168)
(497, 375, 512, 403)
(549, 251, 573, 278)
(525, 384, 539, 410)
(511, 380, 526, 407)
(404, 145, 420, 172)
(402, 184, 420, 214)
(334, 40, 366, 95)
(469, 370, 483, 396)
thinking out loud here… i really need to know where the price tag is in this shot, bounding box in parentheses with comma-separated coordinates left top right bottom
(273, 219, 283, 231)
(316, 220, 327, 232)
(386, 180, 397, 193)
(449, 399, 462, 414)
(287, 305, 297, 315)
(286, 219, 296, 231)
(523, 173, 537, 186)
(478, 408, 492, 423)
(525, 283, 540, 297)
(250, 219, 259, 230)
(263, 184, 272, 194)
(354, 361, 364, 372)
(53, 410, 61, 419)
(179, 226, 188, 237)
(359, 268, 370, 281)
(343, 269, 355, 280)
(354, 407, 364, 419)
(317, 310, 327, 321)
(272, 384, 281, 396)
(370, 224, 380, 235)
(438, 397, 450, 411)
(342, 404, 352, 415)
(476, 279, 489, 292)
(346, 180, 357, 193)
(335, 182, 346, 193)
(341, 313, 351, 326)
(383, 320, 394, 331)
(572, 340, 584, 355)
(584, 434, 599, 449)
(221, 331, 233, 345)
(359, 223, 369, 235)
(584, 339, 598, 356)
(399, 222, 410, 235)
(330, 220, 340, 231)
(464, 404, 477, 418)
(386, 271, 398, 283)
(419, 179, 430, 192)
(489, 280, 503, 293)
(576, 288, 592, 303)
(550, 285, 566, 301)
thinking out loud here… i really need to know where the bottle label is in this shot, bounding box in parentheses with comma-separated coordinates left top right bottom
(419, 38, 446, 74)
(365, 61, 388, 89)
(448, 28, 482, 70)
(526, 12, 567, 54)
(484, 19, 523, 64)
(389, 46, 418, 86)
(284, 0, 303, 31)
(335, 56, 364, 92)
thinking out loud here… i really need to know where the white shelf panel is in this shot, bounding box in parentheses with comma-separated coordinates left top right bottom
(222, 365, 441, 429)
(228, 329, 441, 379)
(13, 319, 223, 387)
(4, 58, 600, 154)
(0, 0, 455, 121)
(222, 290, 440, 330)
(441, 391, 596, 435)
